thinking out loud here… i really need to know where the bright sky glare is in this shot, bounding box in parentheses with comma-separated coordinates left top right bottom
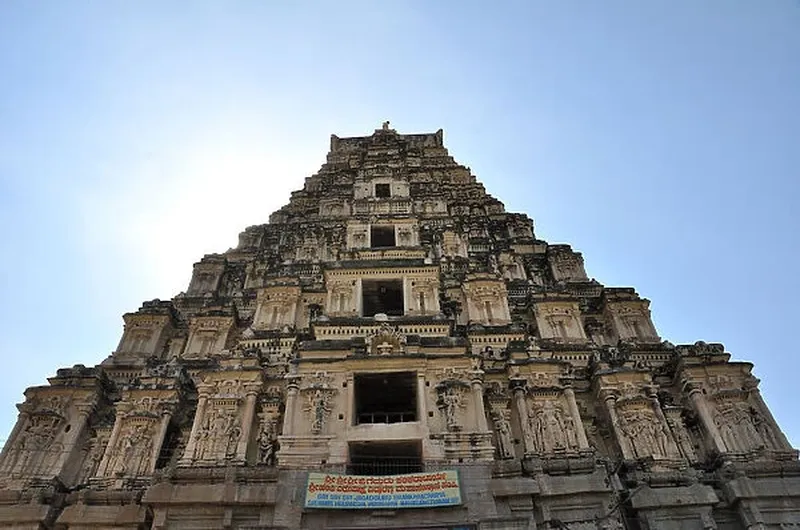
(0, 2, 798, 446)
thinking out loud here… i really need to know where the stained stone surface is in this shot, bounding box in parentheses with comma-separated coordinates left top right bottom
(1, 124, 799, 529)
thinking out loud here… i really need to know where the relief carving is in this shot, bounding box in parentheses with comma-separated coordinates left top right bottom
(617, 407, 675, 460)
(527, 399, 579, 454)
(107, 421, 156, 477)
(713, 400, 770, 453)
(257, 412, 280, 465)
(489, 406, 514, 459)
(365, 323, 407, 355)
(436, 382, 469, 432)
(5, 415, 62, 476)
(664, 409, 697, 463)
(194, 407, 242, 462)
(304, 389, 333, 435)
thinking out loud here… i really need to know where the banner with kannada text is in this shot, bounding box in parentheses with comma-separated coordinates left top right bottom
(304, 470, 462, 509)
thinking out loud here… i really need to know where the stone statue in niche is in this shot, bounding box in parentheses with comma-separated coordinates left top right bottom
(194, 408, 229, 461)
(490, 408, 514, 459)
(257, 417, 279, 465)
(224, 417, 241, 460)
(437, 386, 466, 432)
(664, 411, 697, 463)
(618, 408, 672, 459)
(305, 389, 333, 435)
(528, 400, 578, 453)
(81, 431, 110, 481)
(110, 423, 154, 476)
(714, 401, 763, 452)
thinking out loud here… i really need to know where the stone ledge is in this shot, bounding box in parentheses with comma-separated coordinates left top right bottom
(56, 503, 149, 527)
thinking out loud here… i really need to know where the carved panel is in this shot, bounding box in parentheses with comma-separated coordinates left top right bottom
(533, 301, 587, 342)
(253, 285, 301, 330)
(525, 396, 580, 454)
(184, 316, 234, 359)
(547, 247, 587, 282)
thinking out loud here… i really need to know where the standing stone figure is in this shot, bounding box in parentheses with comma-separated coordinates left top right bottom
(257, 418, 278, 465)
(439, 388, 463, 431)
(309, 390, 331, 435)
(491, 408, 514, 459)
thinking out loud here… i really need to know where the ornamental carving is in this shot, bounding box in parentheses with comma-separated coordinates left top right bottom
(711, 400, 780, 453)
(617, 407, 677, 460)
(106, 419, 158, 477)
(436, 384, 468, 432)
(194, 407, 242, 463)
(526, 399, 580, 454)
(663, 408, 697, 463)
(80, 429, 110, 482)
(300, 372, 336, 435)
(489, 405, 514, 459)
(303, 389, 334, 435)
(257, 410, 281, 465)
(3, 415, 62, 476)
(365, 323, 407, 355)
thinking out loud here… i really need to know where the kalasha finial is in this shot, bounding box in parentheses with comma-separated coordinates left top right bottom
(382, 120, 390, 131)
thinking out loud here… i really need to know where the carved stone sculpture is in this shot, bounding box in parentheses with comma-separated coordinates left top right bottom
(490, 407, 514, 459)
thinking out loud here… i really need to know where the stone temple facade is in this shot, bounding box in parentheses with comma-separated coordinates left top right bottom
(1, 124, 799, 530)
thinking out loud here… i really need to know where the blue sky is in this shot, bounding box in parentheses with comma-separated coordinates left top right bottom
(1, 2, 798, 446)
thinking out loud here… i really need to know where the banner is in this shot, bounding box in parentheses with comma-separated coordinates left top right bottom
(304, 470, 462, 509)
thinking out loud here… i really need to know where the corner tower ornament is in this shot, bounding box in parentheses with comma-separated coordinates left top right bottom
(1, 128, 798, 529)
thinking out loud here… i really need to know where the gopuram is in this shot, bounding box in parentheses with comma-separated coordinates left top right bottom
(1, 124, 799, 529)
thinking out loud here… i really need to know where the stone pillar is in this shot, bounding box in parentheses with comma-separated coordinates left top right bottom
(291, 299, 299, 327)
(471, 376, 489, 432)
(346, 374, 355, 426)
(402, 277, 410, 315)
(97, 410, 126, 476)
(150, 410, 173, 471)
(511, 379, 533, 454)
(603, 393, 634, 459)
(283, 377, 300, 435)
(354, 279, 363, 316)
(237, 391, 259, 461)
(180, 395, 208, 464)
(563, 387, 589, 449)
(55, 404, 94, 471)
(684, 383, 726, 453)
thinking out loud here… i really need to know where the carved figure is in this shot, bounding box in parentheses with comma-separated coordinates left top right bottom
(307, 390, 332, 435)
(224, 415, 241, 460)
(528, 400, 577, 453)
(490, 408, 514, 459)
(666, 413, 697, 462)
(714, 402, 763, 452)
(749, 405, 781, 450)
(110, 423, 154, 476)
(257, 418, 278, 465)
(437, 386, 465, 431)
(618, 408, 673, 459)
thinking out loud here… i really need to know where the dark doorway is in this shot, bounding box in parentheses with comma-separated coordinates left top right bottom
(370, 225, 396, 248)
(375, 183, 391, 198)
(348, 440, 422, 475)
(362, 279, 404, 316)
(354, 372, 417, 425)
